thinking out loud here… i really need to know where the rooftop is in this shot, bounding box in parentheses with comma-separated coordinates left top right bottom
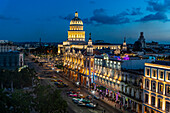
(153, 61, 170, 66)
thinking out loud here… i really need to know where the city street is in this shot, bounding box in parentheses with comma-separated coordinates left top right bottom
(25, 55, 122, 113)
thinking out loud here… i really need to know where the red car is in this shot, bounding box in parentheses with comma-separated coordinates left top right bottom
(57, 79, 63, 82)
(69, 93, 78, 97)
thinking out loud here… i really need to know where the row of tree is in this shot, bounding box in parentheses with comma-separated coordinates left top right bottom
(0, 85, 67, 113)
(0, 67, 68, 113)
(0, 67, 36, 90)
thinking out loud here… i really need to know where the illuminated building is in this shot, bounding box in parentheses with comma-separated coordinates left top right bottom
(93, 55, 154, 113)
(143, 61, 170, 113)
(122, 37, 127, 51)
(58, 12, 121, 54)
(62, 11, 155, 112)
(0, 40, 17, 52)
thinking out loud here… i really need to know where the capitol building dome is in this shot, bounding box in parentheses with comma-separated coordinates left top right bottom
(68, 12, 85, 41)
(70, 12, 83, 26)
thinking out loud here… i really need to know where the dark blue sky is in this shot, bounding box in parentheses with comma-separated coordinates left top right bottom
(0, 0, 170, 44)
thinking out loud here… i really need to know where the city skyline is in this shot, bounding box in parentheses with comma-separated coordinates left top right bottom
(0, 0, 170, 44)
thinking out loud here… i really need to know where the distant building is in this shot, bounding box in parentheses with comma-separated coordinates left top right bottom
(0, 51, 24, 70)
(0, 40, 24, 70)
(122, 37, 127, 51)
(143, 61, 170, 113)
(133, 32, 146, 51)
(0, 40, 17, 52)
(146, 41, 159, 49)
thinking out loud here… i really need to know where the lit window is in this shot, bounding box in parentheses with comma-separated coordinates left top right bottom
(145, 79, 149, 89)
(151, 96, 155, 106)
(146, 68, 150, 76)
(152, 69, 156, 78)
(158, 98, 163, 109)
(159, 84, 163, 93)
(152, 82, 156, 90)
(145, 94, 148, 103)
(166, 101, 170, 112)
(168, 72, 170, 80)
(160, 71, 164, 79)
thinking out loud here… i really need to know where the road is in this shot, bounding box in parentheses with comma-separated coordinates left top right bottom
(25, 55, 122, 113)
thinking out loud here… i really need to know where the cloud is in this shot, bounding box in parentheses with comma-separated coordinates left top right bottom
(0, 15, 19, 21)
(82, 18, 93, 24)
(136, 12, 168, 22)
(130, 8, 143, 15)
(136, 0, 170, 22)
(90, 8, 130, 25)
(59, 14, 74, 21)
(146, 0, 169, 12)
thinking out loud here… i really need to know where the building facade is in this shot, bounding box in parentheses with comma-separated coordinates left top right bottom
(0, 40, 17, 52)
(58, 12, 121, 55)
(143, 62, 170, 113)
(0, 51, 24, 70)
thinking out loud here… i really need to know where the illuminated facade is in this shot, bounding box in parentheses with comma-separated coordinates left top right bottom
(122, 37, 127, 51)
(93, 55, 155, 113)
(63, 37, 94, 86)
(58, 12, 121, 55)
(143, 62, 170, 113)
(68, 12, 85, 41)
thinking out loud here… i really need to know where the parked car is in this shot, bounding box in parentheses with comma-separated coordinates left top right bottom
(61, 82, 68, 87)
(93, 95, 100, 100)
(78, 101, 86, 107)
(69, 94, 78, 97)
(57, 79, 63, 82)
(86, 103, 97, 108)
(51, 79, 57, 82)
(52, 75, 57, 79)
(72, 98, 80, 104)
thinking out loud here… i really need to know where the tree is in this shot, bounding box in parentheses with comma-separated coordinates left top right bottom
(33, 85, 67, 113)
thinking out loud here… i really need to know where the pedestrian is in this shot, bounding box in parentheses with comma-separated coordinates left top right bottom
(115, 104, 116, 108)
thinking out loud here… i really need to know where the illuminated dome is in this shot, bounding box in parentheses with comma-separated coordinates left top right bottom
(70, 12, 83, 25)
(68, 12, 85, 41)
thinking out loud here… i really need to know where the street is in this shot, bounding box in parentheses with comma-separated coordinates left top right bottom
(25, 55, 122, 113)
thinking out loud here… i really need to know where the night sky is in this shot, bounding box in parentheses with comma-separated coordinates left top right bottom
(0, 0, 170, 44)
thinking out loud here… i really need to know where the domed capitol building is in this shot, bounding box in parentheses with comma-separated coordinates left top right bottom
(58, 12, 122, 54)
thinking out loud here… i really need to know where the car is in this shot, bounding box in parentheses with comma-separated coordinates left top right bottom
(51, 79, 57, 82)
(69, 94, 78, 97)
(85, 103, 97, 108)
(72, 98, 80, 104)
(78, 101, 86, 107)
(77, 94, 85, 99)
(61, 83, 68, 87)
(57, 79, 63, 82)
(93, 95, 100, 100)
(52, 76, 57, 79)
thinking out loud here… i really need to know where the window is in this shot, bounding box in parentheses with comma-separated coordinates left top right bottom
(160, 71, 164, 79)
(167, 86, 170, 95)
(159, 84, 163, 93)
(166, 101, 170, 112)
(145, 94, 148, 103)
(151, 96, 155, 106)
(152, 82, 156, 91)
(168, 72, 170, 80)
(145, 79, 149, 89)
(146, 68, 150, 76)
(158, 98, 163, 109)
(152, 69, 156, 78)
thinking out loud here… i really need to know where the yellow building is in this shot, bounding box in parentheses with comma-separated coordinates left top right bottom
(58, 12, 121, 55)
(143, 61, 170, 113)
